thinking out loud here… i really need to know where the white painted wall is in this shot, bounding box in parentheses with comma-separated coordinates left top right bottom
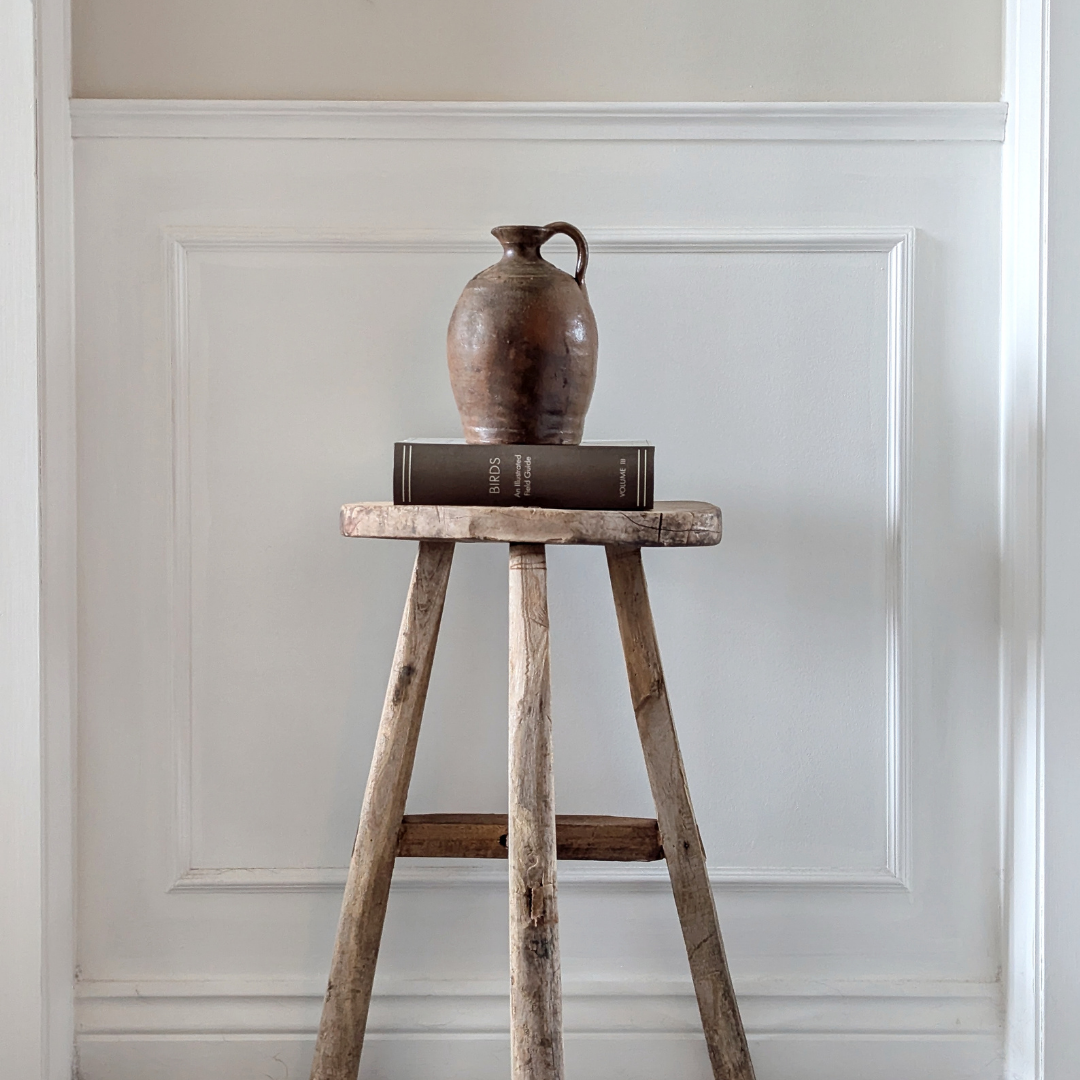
(37, 0, 1080, 1078)
(72, 0, 1003, 101)
(1044, 0, 1080, 1072)
(72, 103, 1006, 1079)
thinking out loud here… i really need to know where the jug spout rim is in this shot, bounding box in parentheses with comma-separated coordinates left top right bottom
(491, 225, 549, 250)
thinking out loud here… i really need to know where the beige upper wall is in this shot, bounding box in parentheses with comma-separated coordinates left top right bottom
(73, 0, 1002, 101)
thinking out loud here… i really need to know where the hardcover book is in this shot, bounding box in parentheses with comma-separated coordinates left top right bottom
(393, 440, 654, 510)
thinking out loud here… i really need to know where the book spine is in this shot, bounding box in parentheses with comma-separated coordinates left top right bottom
(393, 443, 654, 510)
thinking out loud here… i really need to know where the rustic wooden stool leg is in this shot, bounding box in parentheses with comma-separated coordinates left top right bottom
(508, 543, 564, 1080)
(606, 545, 755, 1080)
(310, 540, 455, 1080)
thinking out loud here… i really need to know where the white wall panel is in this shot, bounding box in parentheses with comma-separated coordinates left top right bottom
(73, 103, 1004, 1078)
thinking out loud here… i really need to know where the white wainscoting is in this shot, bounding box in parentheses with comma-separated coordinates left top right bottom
(164, 225, 912, 896)
(73, 101, 1005, 1079)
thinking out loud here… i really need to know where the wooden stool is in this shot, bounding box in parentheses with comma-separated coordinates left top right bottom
(309, 501, 755, 1080)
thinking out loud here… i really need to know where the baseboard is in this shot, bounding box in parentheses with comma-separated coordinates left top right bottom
(76, 975, 1000, 1038)
(76, 976, 1002, 1078)
(75, 1031, 1001, 1080)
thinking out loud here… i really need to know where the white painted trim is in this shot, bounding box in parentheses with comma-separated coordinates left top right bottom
(162, 226, 913, 895)
(170, 863, 908, 893)
(37, 0, 78, 1076)
(885, 229, 914, 895)
(75, 977, 1000, 1039)
(1040, 0, 1080, 1073)
(1000, 0, 1048, 1077)
(69, 99, 1008, 142)
(0, 0, 75, 1075)
(0, 0, 45, 1075)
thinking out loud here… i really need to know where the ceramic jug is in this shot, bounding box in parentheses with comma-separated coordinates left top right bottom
(447, 222, 598, 444)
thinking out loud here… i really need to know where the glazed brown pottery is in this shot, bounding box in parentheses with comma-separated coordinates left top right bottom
(447, 222, 599, 444)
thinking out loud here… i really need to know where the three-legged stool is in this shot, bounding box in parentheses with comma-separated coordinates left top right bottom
(309, 501, 755, 1080)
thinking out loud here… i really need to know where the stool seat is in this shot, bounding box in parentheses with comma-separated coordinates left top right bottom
(340, 499, 721, 547)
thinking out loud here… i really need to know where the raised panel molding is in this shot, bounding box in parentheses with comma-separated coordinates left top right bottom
(70, 99, 1008, 143)
(165, 227, 914, 895)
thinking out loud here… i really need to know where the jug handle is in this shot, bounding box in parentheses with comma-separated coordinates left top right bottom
(540, 221, 589, 286)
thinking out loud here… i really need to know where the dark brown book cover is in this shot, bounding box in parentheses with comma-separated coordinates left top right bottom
(394, 441, 654, 510)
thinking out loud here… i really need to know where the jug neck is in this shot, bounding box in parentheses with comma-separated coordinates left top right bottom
(492, 225, 549, 261)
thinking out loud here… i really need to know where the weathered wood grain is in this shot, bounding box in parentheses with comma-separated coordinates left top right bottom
(341, 500, 721, 547)
(309, 540, 455, 1080)
(508, 544, 564, 1080)
(397, 814, 664, 861)
(606, 544, 755, 1080)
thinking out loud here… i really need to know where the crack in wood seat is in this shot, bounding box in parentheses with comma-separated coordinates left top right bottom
(340, 500, 721, 547)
